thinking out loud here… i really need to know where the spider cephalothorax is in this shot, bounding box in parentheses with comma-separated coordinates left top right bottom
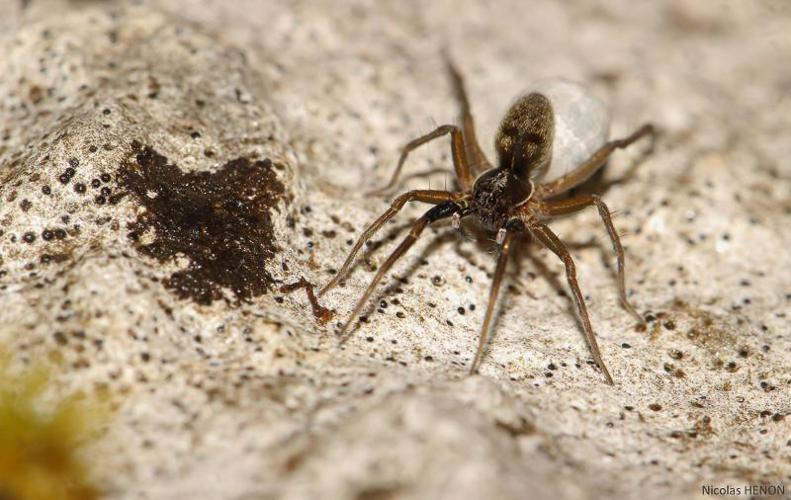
(320, 57, 654, 384)
(470, 168, 533, 230)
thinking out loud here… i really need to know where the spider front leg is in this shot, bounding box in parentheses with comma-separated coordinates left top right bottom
(528, 221, 615, 385)
(544, 195, 644, 324)
(368, 124, 474, 195)
(470, 228, 517, 374)
(339, 200, 465, 335)
(319, 190, 456, 296)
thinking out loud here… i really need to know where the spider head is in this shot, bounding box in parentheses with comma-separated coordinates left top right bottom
(471, 168, 533, 231)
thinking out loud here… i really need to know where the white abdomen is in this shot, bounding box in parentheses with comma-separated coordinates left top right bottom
(531, 80, 610, 182)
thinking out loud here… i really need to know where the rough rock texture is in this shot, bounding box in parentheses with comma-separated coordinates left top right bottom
(1, 1, 789, 499)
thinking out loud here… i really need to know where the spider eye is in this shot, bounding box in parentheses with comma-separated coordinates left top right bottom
(505, 218, 526, 233)
(472, 169, 498, 192)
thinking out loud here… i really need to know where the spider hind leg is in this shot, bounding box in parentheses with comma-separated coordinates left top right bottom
(542, 124, 655, 197)
(369, 124, 474, 195)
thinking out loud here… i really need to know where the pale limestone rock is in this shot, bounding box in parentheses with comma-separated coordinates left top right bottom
(1, 1, 789, 499)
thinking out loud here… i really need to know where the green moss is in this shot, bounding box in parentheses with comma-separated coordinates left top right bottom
(0, 351, 107, 500)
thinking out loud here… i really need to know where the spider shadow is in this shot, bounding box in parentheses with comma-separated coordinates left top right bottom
(340, 220, 461, 334)
(461, 224, 598, 352)
(342, 216, 599, 357)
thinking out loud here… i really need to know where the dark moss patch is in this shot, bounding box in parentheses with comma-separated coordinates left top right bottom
(118, 142, 286, 305)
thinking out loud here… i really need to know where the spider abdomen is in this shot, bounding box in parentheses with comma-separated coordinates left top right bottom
(495, 81, 610, 182)
(494, 93, 554, 179)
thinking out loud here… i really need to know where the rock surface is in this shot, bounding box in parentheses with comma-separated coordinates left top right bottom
(1, 1, 789, 499)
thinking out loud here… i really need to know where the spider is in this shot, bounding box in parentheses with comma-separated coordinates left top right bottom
(319, 58, 654, 384)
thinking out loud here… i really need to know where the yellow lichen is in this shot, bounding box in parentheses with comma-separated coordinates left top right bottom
(0, 351, 107, 500)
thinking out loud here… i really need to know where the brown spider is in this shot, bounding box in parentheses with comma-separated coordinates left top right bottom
(319, 59, 654, 384)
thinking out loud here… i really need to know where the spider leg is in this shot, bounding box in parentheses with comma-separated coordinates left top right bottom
(339, 200, 464, 335)
(541, 124, 655, 197)
(445, 55, 491, 173)
(528, 221, 615, 385)
(319, 189, 456, 296)
(368, 124, 474, 195)
(470, 230, 516, 374)
(544, 195, 644, 324)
